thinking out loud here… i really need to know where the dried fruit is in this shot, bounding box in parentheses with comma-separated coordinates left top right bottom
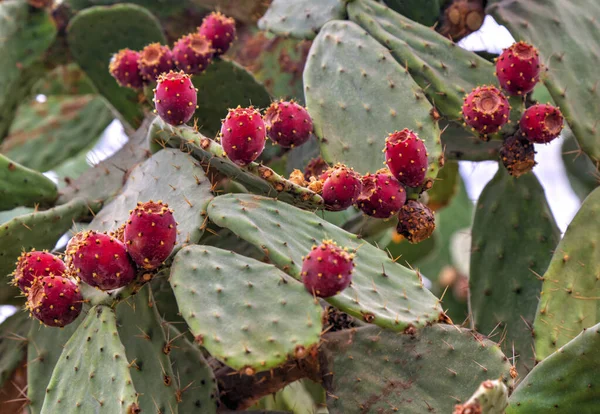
(462, 85, 511, 139)
(519, 104, 564, 143)
(109, 48, 144, 89)
(154, 70, 198, 126)
(500, 135, 537, 177)
(384, 129, 428, 187)
(357, 170, 406, 219)
(12, 250, 67, 293)
(304, 156, 329, 181)
(321, 164, 362, 211)
(220, 106, 266, 166)
(173, 33, 214, 75)
(301, 240, 354, 298)
(396, 200, 436, 244)
(124, 201, 177, 269)
(198, 12, 236, 56)
(264, 100, 313, 148)
(139, 43, 174, 82)
(495, 41, 540, 96)
(27, 275, 82, 327)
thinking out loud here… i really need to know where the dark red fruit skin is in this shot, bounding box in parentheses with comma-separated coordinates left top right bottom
(519, 104, 564, 143)
(154, 70, 198, 126)
(384, 129, 428, 187)
(264, 100, 313, 148)
(357, 171, 406, 219)
(13, 250, 67, 293)
(301, 240, 354, 298)
(139, 43, 174, 82)
(173, 33, 214, 75)
(27, 275, 82, 327)
(495, 41, 540, 96)
(321, 164, 363, 211)
(461, 85, 511, 139)
(124, 201, 177, 269)
(68, 231, 137, 291)
(109, 49, 144, 89)
(220, 106, 266, 166)
(396, 200, 436, 244)
(198, 12, 236, 56)
(304, 157, 329, 181)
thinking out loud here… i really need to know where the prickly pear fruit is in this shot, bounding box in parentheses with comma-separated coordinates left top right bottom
(500, 135, 536, 177)
(396, 200, 435, 244)
(495, 41, 540, 96)
(139, 43, 174, 82)
(264, 100, 313, 148)
(12, 250, 67, 293)
(220, 106, 266, 166)
(357, 170, 406, 219)
(301, 240, 355, 298)
(462, 85, 511, 139)
(67, 231, 137, 291)
(154, 70, 198, 126)
(304, 156, 329, 181)
(384, 129, 428, 187)
(27, 275, 82, 327)
(198, 12, 236, 56)
(321, 164, 363, 211)
(173, 33, 214, 75)
(124, 201, 177, 269)
(519, 104, 564, 143)
(109, 49, 144, 89)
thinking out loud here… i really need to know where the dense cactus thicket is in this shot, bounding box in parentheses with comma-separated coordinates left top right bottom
(1, 0, 599, 413)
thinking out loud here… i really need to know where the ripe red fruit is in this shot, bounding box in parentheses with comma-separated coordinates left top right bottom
(154, 70, 198, 126)
(124, 201, 177, 269)
(396, 200, 436, 244)
(496, 41, 540, 96)
(321, 164, 363, 211)
(173, 33, 214, 75)
(384, 129, 428, 187)
(264, 100, 313, 148)
(67, 231, 137, 291)
(462, 85, 511, 139)
(139, 43, 174, 82)
(519, 104, 564, 143)
(12, 250, 67, 293)
(27, 275, 82, 327)
(357, 171, 406, 219)
(220, 106, 266, 166)
(301, 240, 355, 298)
(198, 12, 236, 56)
(109, 49, 144, 89)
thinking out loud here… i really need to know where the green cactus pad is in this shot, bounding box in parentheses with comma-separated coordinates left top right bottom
(489, 0, 600, 163)
(31, 64, 96, 96)
(116, 285, 178, 413)
(303, 20, 442, 176)
(258, 0, 347, 40)
(165, 324, 219, 413)
(321, 325, 512, 413)
(441, 122, 502, 161)
(90, 148, 213, 247)
(0, 154, 58, 211)
(562, 130, 599, 201)
(27, 314, 83, 414)
(66, 0, 186, 18)
(458, 379, 509, 414)
(67, 4, 165, 130)
(533, 186, 600, 360)
(507, 322, 600, 413)
(2, 95, 112, 172)
(470, 167, 559, 376)
(41, 306, 139, 414)
(207, 194, 445, 330)
(0, 1, 56, 140)
(0, 311, 30, 387)
(383, 0, 441, 26)
(170, 245, 323, 371)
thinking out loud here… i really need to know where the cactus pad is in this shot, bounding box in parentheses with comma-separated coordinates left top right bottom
(0, 311, 30, 388)
(0, 154, 58, 211)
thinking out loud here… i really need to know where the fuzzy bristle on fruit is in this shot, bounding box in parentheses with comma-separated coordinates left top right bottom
(301, 240, 355, 298)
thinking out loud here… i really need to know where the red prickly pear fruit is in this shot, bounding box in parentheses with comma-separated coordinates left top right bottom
(173, 33, 214, 75)
(384, 129, 429, 188)
(461, 85, 511, 140)
(301, 240, 355, 298)
(519, 104, 564, 143)
(109, 49, 144, 89)
(220, 106, 266, 166)
(304, 156, 329, 181)
(138, 43, 174, 82)
(27, 275, 82, 327)
(198, 12, 236, 56)
(396, 200, 436, 244)
(12, 250, 67, 293)
(124, 201, 177, 269)
(321, 164, 363, 211)
(154, 70, 198, 126)
(67, 231, 137, 291)
(264, 100, 313, 148)
(495, 41, 540, 96)
(357, 170, 406, 219)
(500, 135, 536, 177)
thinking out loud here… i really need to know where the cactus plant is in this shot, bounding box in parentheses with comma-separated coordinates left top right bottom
(1, 0, 599, 412)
